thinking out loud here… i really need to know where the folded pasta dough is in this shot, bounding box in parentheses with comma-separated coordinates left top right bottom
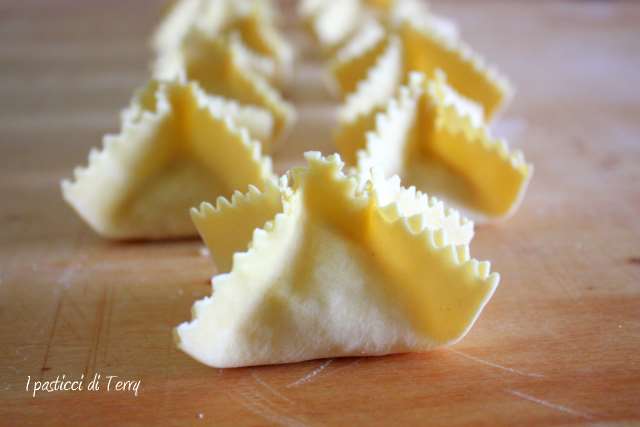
(348, 72, 531, 221)
(153, 0, 229, 54)
(177, 152, 496, 368)
(299, 0, 363, 52)
(192, 180, 286, 273)
(230, 1, 294, 76)
(153, 0, 293, 81)
(399, 18, 511, 120)
(154, 33, 295, 148)
(329, 1, 457, 98)
(335, 34, 403, 164)
(329, 19, 388, 97)
(387, 0, 458, 41)
(324, 0, 510, 120)
(61, 79, 276, 239)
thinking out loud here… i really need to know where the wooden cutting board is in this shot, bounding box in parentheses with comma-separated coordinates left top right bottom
(1, 1, 639, 425)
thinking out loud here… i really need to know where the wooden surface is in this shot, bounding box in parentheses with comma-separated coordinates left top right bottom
(1, 1, 639, 425)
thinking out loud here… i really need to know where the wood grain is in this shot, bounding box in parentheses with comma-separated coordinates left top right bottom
(1, 1, 639, 426)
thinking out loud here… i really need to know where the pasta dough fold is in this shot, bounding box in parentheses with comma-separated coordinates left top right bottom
(178, 152, 497, 368)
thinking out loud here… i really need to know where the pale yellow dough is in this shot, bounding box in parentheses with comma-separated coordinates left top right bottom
(153, 0, 294, 83)
(345, 72, 532, 221)
(324, 0, 510, 120)
(153, 33, 295, 149)
(299, 0, 363, 53)
(177, 152, 497, 368)
(61, 79, 276, 240)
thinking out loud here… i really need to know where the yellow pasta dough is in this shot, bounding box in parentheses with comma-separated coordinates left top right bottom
(153, 33, 295, 148)
(299, 0, 363, 52)
(62, 79, 276, 239)
(153, 0, 293, 82)
(177, 152, 496, 368)
(324, 0, 510, 120)
(341, 72, 531, 220)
